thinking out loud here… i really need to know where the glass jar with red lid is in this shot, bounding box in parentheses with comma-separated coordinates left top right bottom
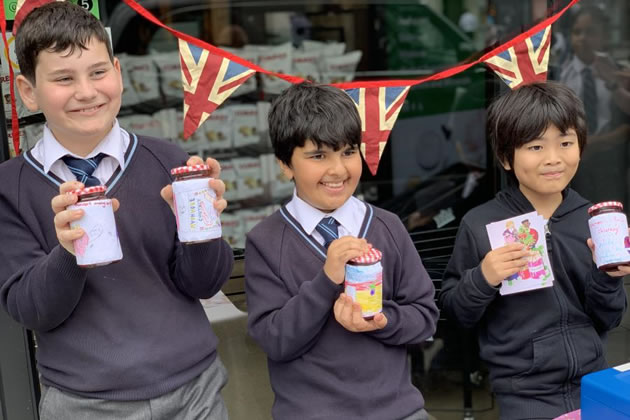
(68, 185, 123, 267)
(345, 247, 383, 319)
(170, 164, 222, 243)
(587, 201, 630, 271)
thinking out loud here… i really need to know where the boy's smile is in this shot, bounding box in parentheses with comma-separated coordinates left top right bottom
(280, 140, 362, 213)
(17, 37, 123, 156)
(504, 124, 580, 206)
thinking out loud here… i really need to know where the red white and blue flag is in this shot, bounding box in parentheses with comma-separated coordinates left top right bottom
(344, 86, 410, 175)
(484, 25, 551, 89)
(179, 39, 256, 139)
(13, 0, 61, 34)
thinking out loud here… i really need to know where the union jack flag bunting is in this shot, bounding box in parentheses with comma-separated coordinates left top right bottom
(344, 86, 410, 175)
(13, 0, 61, 34)
(179, 39, 256, 139)
(484, 25, 551, 89)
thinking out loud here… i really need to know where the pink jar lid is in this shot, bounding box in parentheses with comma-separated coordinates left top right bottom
(350, 247, 382, 264)
(70, 185, 107, 196)
(170, 164, 209, 175)
(588, 201, 624, 215)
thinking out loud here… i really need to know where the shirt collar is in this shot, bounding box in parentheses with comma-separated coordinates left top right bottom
(41, 120, 127, 174)
(569, 55, 588, 73)
(289, 189, 364, 236)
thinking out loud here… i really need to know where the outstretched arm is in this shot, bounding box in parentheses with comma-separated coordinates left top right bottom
(0, 181, 91, 332)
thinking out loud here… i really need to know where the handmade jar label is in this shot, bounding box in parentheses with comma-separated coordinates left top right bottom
(588, 212, 630, 268)
(172, 178, 222, 243)
(345, 261, 383, 318)
(69, 199, 122, 267)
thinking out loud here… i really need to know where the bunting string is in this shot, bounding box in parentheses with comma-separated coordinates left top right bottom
(1, 0, 581, 170)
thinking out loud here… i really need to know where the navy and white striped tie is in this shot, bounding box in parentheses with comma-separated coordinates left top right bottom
(61, 153, 106, 187)
(315, 217, 340, 249)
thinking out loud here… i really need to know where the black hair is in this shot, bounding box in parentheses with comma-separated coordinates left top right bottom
(487, 81, 587, 183)
(571, 5, 608, 31)
(15, 1, 113, 84)
(268, 82, 362, 166)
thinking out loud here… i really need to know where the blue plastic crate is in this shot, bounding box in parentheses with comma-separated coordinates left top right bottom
(581, 363, 630, 420)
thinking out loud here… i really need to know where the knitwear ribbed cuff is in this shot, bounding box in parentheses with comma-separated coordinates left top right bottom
(470, 266, 500, 298)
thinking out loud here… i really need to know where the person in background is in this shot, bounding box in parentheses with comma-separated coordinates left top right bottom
(0, 2, 233, 419)
(558, 5, 630, 210)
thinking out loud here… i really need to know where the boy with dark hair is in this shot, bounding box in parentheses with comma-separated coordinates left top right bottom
(245, 82, 439, 420)
(0, 2, 233, 419)
(440, 81, 629, 419)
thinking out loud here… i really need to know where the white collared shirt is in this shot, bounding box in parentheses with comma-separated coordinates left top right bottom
(285, 190, 366, 246)
(30, 120, 129, 184)
(559, 55, 612, 135)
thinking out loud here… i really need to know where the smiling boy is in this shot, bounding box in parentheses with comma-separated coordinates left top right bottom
(0, 3, 233, 419)
(245, 83, 438, 420)
(440, 82, 629, 420)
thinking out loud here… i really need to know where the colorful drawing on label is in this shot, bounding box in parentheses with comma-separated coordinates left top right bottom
(200, 201, 213, 226)
(503, 221, 519, 283)
(75, 232, 89, 256)
(625, 236, 630, 254)
(486, 211, 554, 295)
(203, 190, 215, 203)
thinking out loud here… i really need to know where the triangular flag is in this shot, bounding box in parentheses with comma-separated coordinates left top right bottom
(344, 86, 410, 175)
(179, 39, 256, 139)
(13, 0, 61, 35)
(484, 25, 551, 89)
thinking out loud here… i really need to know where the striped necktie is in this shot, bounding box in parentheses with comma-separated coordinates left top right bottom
(61, 153, 106, 187)
(582, 67, 598, 134)
(315, 217, 340, 249)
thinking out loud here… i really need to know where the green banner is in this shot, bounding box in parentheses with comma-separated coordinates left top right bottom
(4, 0, 100, 21)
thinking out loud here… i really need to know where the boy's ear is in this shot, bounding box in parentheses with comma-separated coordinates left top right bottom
(276, 158, 294, 181)
(16, 74, 39, 112)
(502, 160, 511, 171)
(113, 57, 123, 94)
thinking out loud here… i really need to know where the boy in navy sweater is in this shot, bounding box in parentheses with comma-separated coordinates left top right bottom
(0, 3, 233, 419)
(440, 82, 629, 419)
(245, 83, 439, 420)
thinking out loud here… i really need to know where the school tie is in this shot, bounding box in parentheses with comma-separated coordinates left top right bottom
(582, 67, 598, 133)
(61, 153, 106, 187)
(315, 217, 340, 249)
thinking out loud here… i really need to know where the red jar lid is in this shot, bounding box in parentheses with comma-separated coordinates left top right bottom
(70, 185, 107, 196)
(588, 201, 624, 215)
(170, 164, 209, 175)
(350, 247, 382, 264)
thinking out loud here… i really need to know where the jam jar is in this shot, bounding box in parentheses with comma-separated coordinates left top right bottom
(588, 201, 630, 271)
(345, 247, 383, 319)
(68, 185, 123, 267)
(170, 164, 222, 243)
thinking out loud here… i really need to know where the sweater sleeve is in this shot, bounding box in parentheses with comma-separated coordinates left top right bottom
(245, 232, 343, 362)
(0, 200, 88, 332)
(169, 238, 234, 299)
(583, 263, 627, 332)
(439, 220, 499, 328)
(366, 220, 439, 345)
